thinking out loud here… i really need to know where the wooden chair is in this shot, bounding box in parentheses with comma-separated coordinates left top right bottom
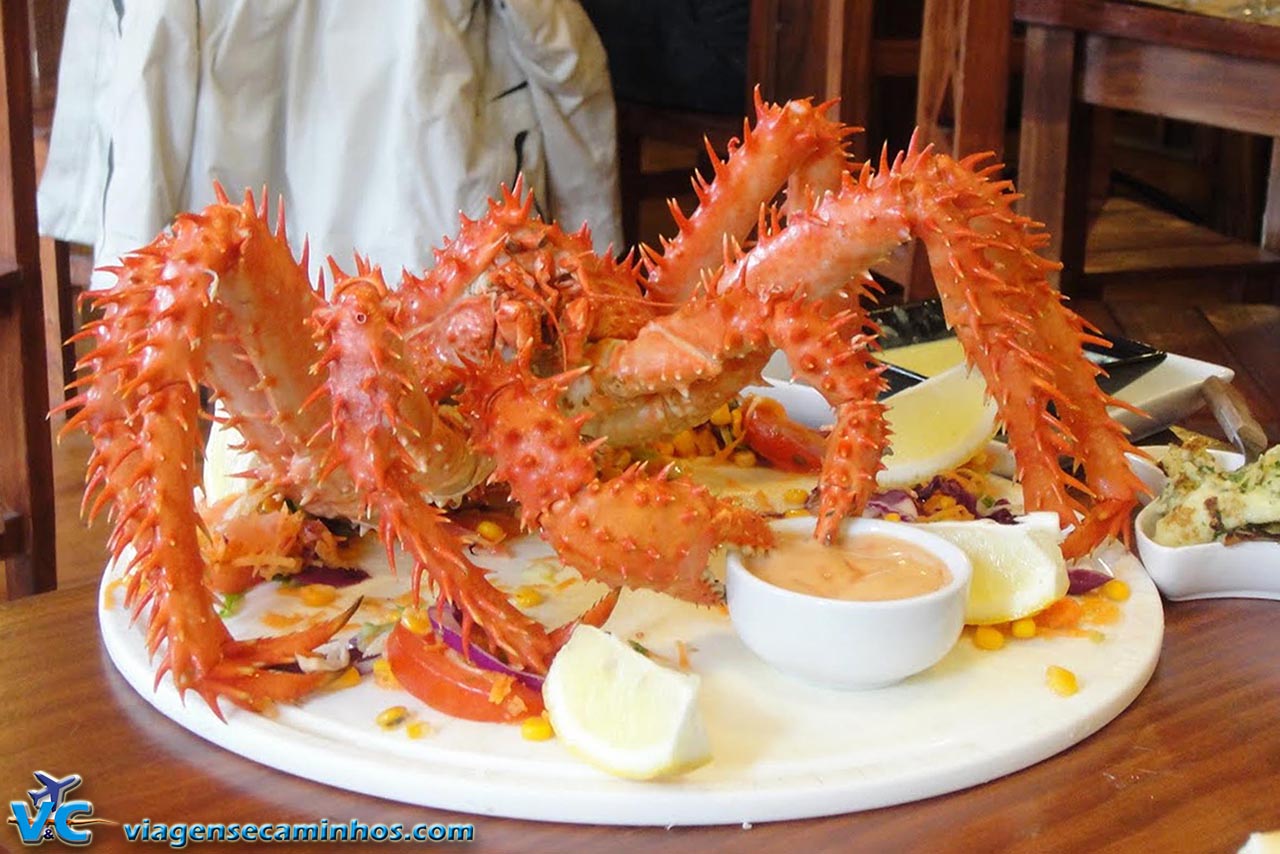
(615, 0, 1023, 277)
(1016, 0, 1280, 296)
(0, 0, 57, 598)
(876, 0, 1017, 298)
(617, 0, 935, 249)
(915, 0, 1014, 161)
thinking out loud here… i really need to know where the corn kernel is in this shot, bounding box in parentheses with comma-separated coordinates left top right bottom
(709, 404, 733, 426)
(784, 508, 810, 518)
(972, 625, 1005, 651)
(694, 427, 719, 457)
(672, 429, 698, 457)
(731, 408, 744, 437)
(783, 488, 810, 506)
(882, 512, 902, 522)
(512, 586, 545, 609)
(399, 606, 432, 635)
(373, 658, 401, 690)
(520, 715, 555, 741)
(1102, 579, 1130, 602)
(1046, 665, 1079, 696)
(406, 721, 433, 740)
(1010, 618, 1037, 639)
(376, 705, 409, 729)
(323, 666, 362, 692)
(476, 520, 506, 543)
(731, 449, 757, 468)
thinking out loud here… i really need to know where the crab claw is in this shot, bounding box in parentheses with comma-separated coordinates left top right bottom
(540, 465, 772, 604)
(461, 356, 774, 605)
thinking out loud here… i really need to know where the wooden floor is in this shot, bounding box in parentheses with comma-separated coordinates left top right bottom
(21, 196, 1280, 601)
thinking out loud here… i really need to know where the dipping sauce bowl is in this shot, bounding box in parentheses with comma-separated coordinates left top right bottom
(726, 517, 973, 690)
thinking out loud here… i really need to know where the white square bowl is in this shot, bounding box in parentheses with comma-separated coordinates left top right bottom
(1134, 449, 1280, 602)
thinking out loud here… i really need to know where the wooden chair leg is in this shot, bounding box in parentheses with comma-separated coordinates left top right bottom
(952, 0, 1012, 159)
(839, 0, 875, 159)
(1261, 137, 1280, 255)
(916, 0, 957, 154)
(1017, 24, 1095, 294)
(39, 235, 72, 420)
(0, 0, 57, 598)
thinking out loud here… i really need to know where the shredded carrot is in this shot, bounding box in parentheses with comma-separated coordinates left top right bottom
(1035, 597, 1085, 630)
(921, 493, 975, 521)
(676, 640, 690, 670)
(488, 674, 515, 705)
(229, 554, 301, 569)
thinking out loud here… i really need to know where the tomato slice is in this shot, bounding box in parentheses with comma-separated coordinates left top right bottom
(384, 622, 544, 722)
(742, 397, 826, 472)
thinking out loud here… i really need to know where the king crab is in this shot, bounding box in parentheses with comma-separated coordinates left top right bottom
(63, 95, 1148, 713)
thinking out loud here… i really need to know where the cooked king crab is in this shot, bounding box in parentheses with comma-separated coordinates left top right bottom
(62, 94, 1147, 713)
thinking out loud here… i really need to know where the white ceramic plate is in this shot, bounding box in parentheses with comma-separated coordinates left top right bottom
(100, 535, 1163, 826)
(98, 375, 1169, 824)
(1133, 448, 1280, 602)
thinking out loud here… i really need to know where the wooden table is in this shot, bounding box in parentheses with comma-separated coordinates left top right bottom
(1016, 0, 1280, 294)
(4, 302, 1280, 852)
(3, 580, 1278, 851)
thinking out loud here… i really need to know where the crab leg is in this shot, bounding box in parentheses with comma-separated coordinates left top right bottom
(641, 92, 851, 304)
(63, 192, 355, 713)
(313, 275, 555, 672)
(579, 139, 1146, 556)
(460, 358, 773, 604)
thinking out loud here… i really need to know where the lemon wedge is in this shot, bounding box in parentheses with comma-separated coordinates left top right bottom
(202, 415, 257, 503)
(542, 625, 711, 780)
(878, 362, 999, 489)
(919, 512, 1069, 625)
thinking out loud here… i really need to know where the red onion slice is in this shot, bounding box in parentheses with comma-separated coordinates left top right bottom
(865, 489, 920, 521)
(427, 604, 545, 691)
(1067, 567, 1112, 595)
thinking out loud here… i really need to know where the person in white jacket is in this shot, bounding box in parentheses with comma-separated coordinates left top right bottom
(38, 0, 622, 291)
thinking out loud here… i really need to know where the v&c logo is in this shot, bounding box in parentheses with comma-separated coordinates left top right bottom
(7, 771, 115, 847)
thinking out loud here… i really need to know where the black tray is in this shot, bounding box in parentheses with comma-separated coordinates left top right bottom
(870, 299, 1167, 398)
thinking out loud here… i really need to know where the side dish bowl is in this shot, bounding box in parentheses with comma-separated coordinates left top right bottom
(1133, 447, 1280, 601)
(726, 517, 973, 690)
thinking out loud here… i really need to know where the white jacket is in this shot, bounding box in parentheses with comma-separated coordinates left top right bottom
(38, 0, 622, 290)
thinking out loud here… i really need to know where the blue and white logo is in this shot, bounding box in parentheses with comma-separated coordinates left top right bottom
(7, 771, 111, 846)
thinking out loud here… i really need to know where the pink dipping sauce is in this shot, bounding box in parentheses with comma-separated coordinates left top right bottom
(744, 530, 951, 601)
